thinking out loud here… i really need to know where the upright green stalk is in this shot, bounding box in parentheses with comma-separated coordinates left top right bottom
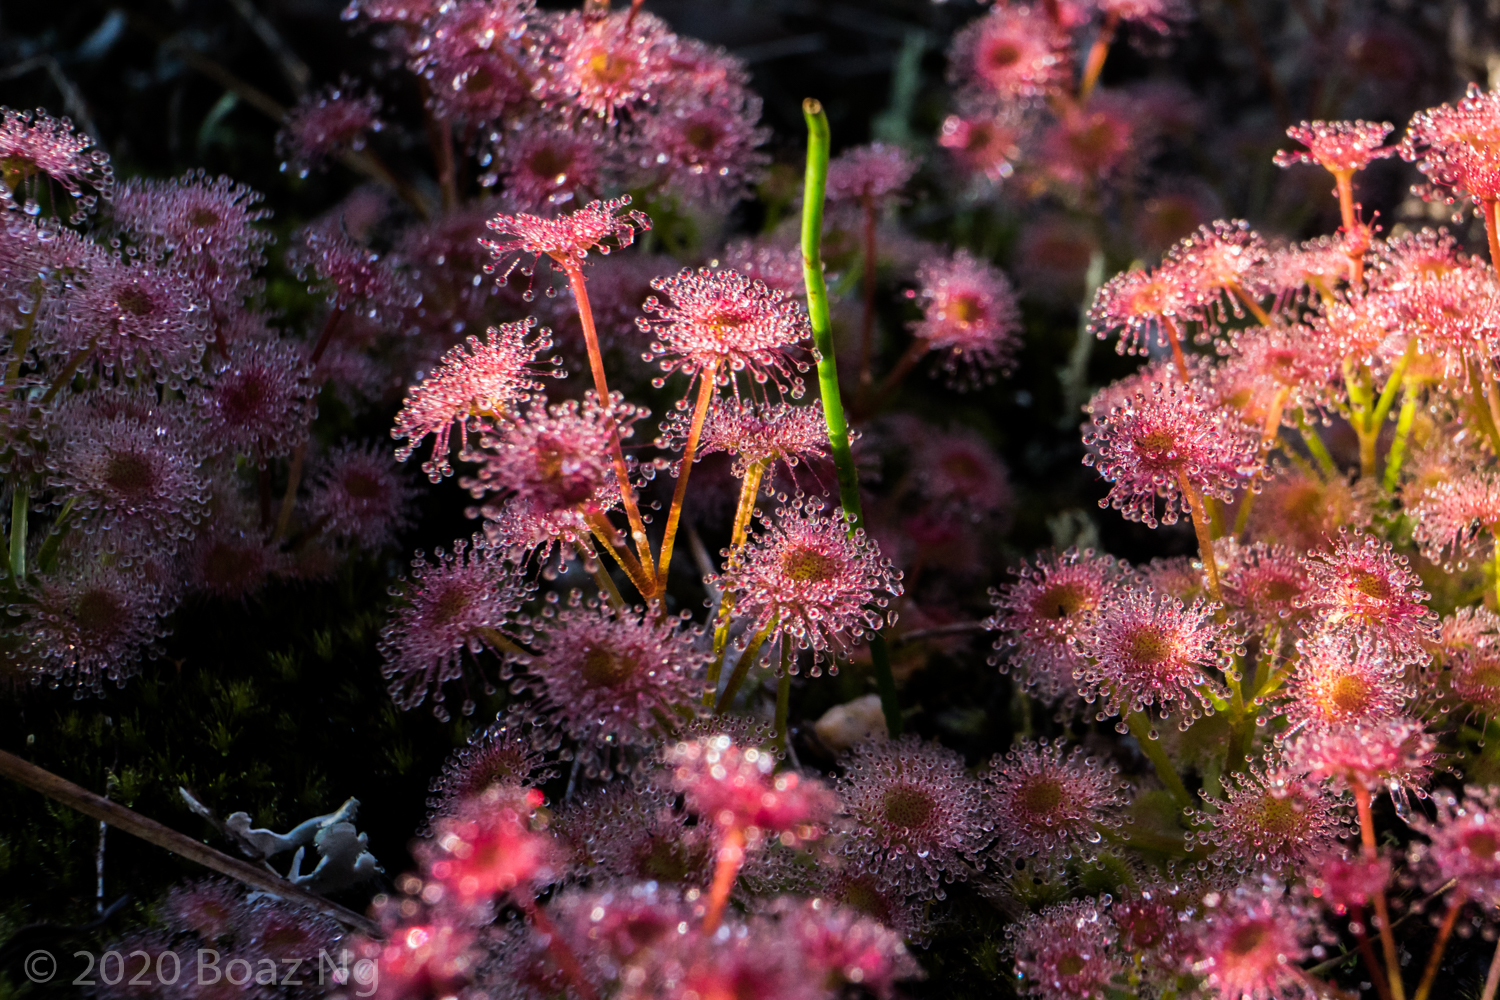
(3, 285, 41, 392)
(715, 617, 777, 714)
(34, 497, 74, 574)
(9, 488, 26, 580)
(705, 463, 769, 706)
(801, 99, 902, 737)
(1493, 540, 1500, 613)
(1370, 342, 1417, 431)
(1383, 388, 1418, 491)
(1296, 410, 1339, 479)
(801, 102, 860, 523)
(583, 545, 625, 609)
(1126, 712, 1192, 811)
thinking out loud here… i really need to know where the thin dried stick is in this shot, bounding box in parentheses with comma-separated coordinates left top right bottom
(0, 749, 380, 937)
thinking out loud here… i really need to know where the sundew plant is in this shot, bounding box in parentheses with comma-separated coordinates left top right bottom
(9, 1, 1500, 999)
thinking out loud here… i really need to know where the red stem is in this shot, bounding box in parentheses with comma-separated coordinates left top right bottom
(656, 366, 718, 584)
(1334, 171, 1358, 235)
(417, 80, 457, 212)
(1354, 782, 1408, 1000)
(564, 263, 656, 592)
(1078, 13, 1118, 100)
(867, 336, 930, 413)
(1160, 314, 1190, 381)
(1177, 472, 1223, 603)
(703, 825, 745, 933)
(1480, 931, 1500, 1000)
(1333, 170, 1364, 286)
(309, 307, 344, 367)
(1486, 199, 1500, 271)
(258, 463, 273, 529)
(1412, 896, 1463, 1000)
(273, 443, 307, 543)
(1261, 386, 1291, 444)
(1352, 904, 1397, 1000)
(585, 514, 653, 599)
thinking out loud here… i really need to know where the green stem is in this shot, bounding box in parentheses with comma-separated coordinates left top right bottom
(4, 287, 40, 392)
(583, 541, 625, 610)
(34, 496, 75, 574)
(1357, 426, 1378, 481)
(1344, 361, 1378, 477)
(1383, 387, 1417, 491)
(1493, 539, 1499, 613)
(477, 626, 527, 659)
(802, 98, 901, 736)
(1252, 665, 1290, 704)
(802, 103, 861, 525)
(1225, 707, 1254, 776)
(1059, 249, 1105, 421)
(706, 602, 734, 708)
(41, 347, 90, 405)
(715, 617, 776, 714)
(1344, 356, 1377, 478)
(1232, 489, 1255, 539)
(1371, 342, 1417, 431)
(1349, 344, 1415, 479)
(9, 488, 26, 580)
(1486, 379, 1500, 450)
(705, 463, 766, 706)
(1126, 711, 1192, 811)
(1222, 648, 1259, 775)
(1296, 410, 1339, 479)
(1344, 358, 1375, 418)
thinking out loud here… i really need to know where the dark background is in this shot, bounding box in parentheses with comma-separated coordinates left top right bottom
(0, 1, 1493, 995)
